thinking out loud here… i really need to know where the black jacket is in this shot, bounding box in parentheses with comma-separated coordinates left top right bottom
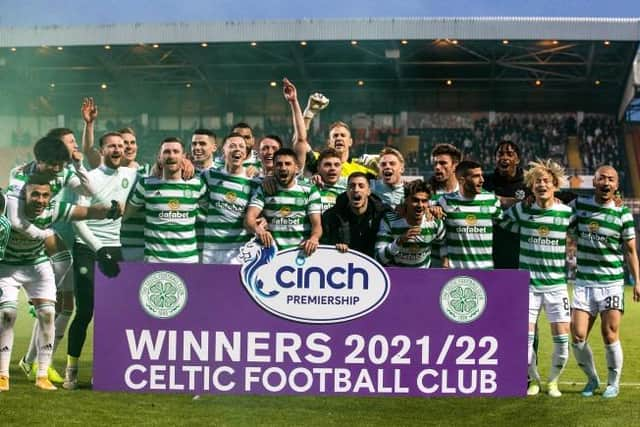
(483, 167, 529, 269)
(321, 192, 390, 258)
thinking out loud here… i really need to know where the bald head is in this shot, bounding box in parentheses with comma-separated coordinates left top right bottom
(595, 165, 618, 180)
(593, 165, 618, 203)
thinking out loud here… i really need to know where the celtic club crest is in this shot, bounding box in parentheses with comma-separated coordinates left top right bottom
(440, 276, 487, 323)
(139, 271, 188, 319)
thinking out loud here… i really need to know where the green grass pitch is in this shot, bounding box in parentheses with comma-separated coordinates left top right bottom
(2, 287, 640, 426)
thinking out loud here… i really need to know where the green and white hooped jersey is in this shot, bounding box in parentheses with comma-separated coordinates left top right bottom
(249, 179, 322, 250)
(0, 193, 9, 260)
(201, 168, 260, 252)
(570, 196, 635, 287)
(319, 178, 347, 213)
(429, 187, 457, 263)
(372, 181, 404, 209)
(6, 162, 75, 203)
(438, 190, 503, 269)
(375, 211, 445, 268)
(500, 201, 575, 292)
(129, 175, 206, 263)
(121, 163, 150, 249)
(1, 201, 73, 266)
(0, 215, 10, 261)
(52, 164, 80, 245)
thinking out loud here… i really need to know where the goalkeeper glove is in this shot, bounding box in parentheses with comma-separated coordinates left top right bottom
(303, 92, 330, 120)
(96, 248, 120, 278)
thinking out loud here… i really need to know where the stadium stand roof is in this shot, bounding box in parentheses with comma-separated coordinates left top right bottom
(0, 17, 638, 117)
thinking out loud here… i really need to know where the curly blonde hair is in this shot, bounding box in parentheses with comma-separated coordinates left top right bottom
(524, 158, 566, 189)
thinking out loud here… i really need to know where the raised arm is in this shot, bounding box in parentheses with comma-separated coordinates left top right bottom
(302, 92, 330, 131)
(283, 78, 309, 170)
(81, 97, 102, 169)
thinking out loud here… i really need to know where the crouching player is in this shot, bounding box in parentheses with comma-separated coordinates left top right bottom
(375, 180, 445, 268)
(0, 174, 119, 391)
(570, 165, 640, 398)
(499, 159, 574, 397)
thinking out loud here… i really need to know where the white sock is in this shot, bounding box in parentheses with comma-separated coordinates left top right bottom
(35, 303, 56, 378)
(0, 304, 18, 376)
(53, 310, 73, 355)
(50, 250, 73, 287)
(605, 340, 623, 387)
(527, 333, 535, 364)
(25, 319, 39, 364)
(572, 340, 599, 381)
(527, 333, 540, 383)
(549, 334, 569, 383)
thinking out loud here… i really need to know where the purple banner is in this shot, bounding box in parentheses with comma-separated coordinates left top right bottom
(94, 256, 529, 397)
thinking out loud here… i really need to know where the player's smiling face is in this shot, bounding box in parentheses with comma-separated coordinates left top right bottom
(191, 134, 216, 163)
(593, 166, 618, 203)
(159, 142, 184, 174)
(274, 154, 298, 187)
(121, 132, 137, 162)
(532, 171, 557, 203)
(26, 184, 52, 216)
(259, 138, 280, 171)
(224, 136, 248, 169)
(406, 191, 429, 223)
(318, 156, 342, 186)
(328, 125, 352, 155)
(379, 154, 404, 185)
(101, 135, 125, 169)
(495, 144, 519, 176)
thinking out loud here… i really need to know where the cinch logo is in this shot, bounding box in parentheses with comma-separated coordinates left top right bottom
(239, 241, 390, 324)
